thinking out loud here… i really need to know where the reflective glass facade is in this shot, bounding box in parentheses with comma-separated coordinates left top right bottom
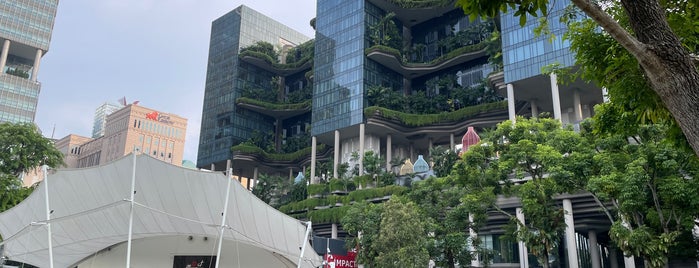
(0, 0, 58, 51)
(0, 0, 58, 124)
(0, 75, 39, 123)
(197, 5, 310, 169)
(501, 0, 574, 83)
(312, 0, 367, 136)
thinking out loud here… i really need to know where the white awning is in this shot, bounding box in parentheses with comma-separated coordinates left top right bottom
(0, 154, 321, 267)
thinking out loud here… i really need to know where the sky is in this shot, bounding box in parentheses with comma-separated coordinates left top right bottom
(35, 0, 317, 164)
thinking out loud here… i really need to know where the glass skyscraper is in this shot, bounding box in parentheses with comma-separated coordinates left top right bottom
(0, 0, 59, 123)
(197, 5, 310, 170)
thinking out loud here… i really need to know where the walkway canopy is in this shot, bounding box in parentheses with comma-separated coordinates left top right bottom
(0, 154, 321, 267)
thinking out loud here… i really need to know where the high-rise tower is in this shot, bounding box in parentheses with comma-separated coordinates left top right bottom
(197, 5, 310, 170)
(0, 0, 59, 123)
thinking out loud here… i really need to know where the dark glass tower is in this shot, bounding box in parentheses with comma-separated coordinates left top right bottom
(197, 5, 310, 170)
(0, 0, 59, 123)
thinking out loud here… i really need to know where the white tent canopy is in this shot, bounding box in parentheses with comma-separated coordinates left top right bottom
(0, 154, 321, 267)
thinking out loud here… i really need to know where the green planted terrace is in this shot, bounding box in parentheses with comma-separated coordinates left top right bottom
(278, 185, 408, 223)
(364, 101, 507, 126)
(230, 143, 327, 162)
(236, 97, 311, 111)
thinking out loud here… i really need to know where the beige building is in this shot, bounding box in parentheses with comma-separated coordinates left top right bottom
(55, 104, 188, 169)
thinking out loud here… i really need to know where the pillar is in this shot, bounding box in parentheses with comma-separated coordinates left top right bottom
(409, 143, 414, 161)
(386, 134, 392, 172)
(530, 100, 539, 119)
(311, 136, 317, 183)
(550, 73, 562, 121)
(428, 138, 433, 157)
(507, 83, 516, 124)
(289, 168, 294, 182)
(331, 223, 338, 239)
(450, 133, 455, 151)
(31, 49, 43, 81)
(563, 199, 579, 268)
(609, 247, 619, 268)
(333, 130, 340, 179)
(516, 208, 529, 268)
(359, 124, 365, 176)
(0, 40, 9, 73)
(573, 89, 583, 122)
(469, 213, 479, 267)
(589, 230, 601, 268)
(253, 167, 259, 188)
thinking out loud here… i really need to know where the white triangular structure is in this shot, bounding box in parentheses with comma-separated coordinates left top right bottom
(0, 154, 321, 268)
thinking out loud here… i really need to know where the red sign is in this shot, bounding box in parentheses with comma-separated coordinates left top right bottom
(146, 111, 159, 120)
(324, 253, 356, 268)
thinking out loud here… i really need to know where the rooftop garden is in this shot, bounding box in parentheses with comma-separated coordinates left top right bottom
(239, 40, 314, 70)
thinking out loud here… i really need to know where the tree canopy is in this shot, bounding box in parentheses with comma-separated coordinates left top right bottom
(0, 122, 63, 212)
(456, 0, 699, 157)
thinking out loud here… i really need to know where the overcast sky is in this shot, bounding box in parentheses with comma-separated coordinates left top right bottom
(35, 0, 317, 163)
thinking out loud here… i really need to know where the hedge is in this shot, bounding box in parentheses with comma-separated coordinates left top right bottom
(230, 144, 326, 162)
(236, 97, 311, 111)
(364, 101, 507, 126)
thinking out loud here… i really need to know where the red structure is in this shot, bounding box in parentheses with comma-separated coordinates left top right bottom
(461, 126, 481, 154)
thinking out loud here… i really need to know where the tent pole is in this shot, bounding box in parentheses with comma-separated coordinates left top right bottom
(297, 221, 312, 268)
(126, 153, 137, 267)
(42, 165, 54, 268)
(215, 167, 233, 268)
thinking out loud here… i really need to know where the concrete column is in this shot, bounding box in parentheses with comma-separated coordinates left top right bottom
(588, 230, 601, 268)
(507, 83, 516, 124)
(624, 255, 635, 268)
(428, 138, 433, 156)
(609, 248, 619, 268)
(469, 213, 479, 267)
(331, 223, 338, 239)
(359, 124, 365, 176)
(573, 90, 583, 122)
(31, 49, 43, 81)
(530, 100, 539, 119)
(450, 133, 455, 151)
(253, 167, 259, 187)
(311, 136, 317, 183)
(386, 134, 392, 172)
(563, 199, 579, 268)
(334, 130, 340, 179)
(0, 40, 9, 73)
(516, 208, 529, 268)
(550, 73, 562, 121)
(289, 168, 294, 182)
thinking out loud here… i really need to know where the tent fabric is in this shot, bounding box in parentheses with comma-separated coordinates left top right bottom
(0, 154, 321, 268)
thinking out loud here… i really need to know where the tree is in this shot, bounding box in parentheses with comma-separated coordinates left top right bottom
(455, 0, 699, 157)
(586, 104, 699, 268)
(374, 197, 430, 267)
(428, 146, 459, 178)
(0, 122, 63, 212)
(407, 176, 473, 268)
(455, 118, 593, 268)
(342, 197, 431, 268)
(341, 201, 383, 267)
(251, 174, 290, 207)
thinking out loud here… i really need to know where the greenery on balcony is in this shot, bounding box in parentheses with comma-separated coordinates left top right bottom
(366, 19, 495, 65)
(285, 39, 315, 66)
(365, 101, 507, 127)
(367, 75, 504, 115)
(5, 68, 30, 79)
(386, 0, 453, 8)
(239, 41, 313, 70)
(236, 97, 311, 111)
(230, 142, 326, 162)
